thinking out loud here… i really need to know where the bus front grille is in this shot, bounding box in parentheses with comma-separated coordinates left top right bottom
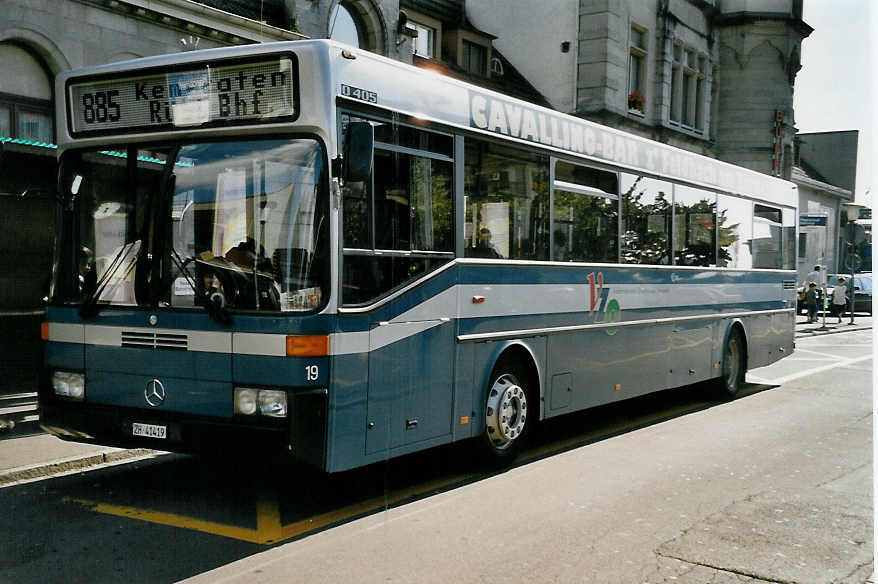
(121, 331, 189, 351)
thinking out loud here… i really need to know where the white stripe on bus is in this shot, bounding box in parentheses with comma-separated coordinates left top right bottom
(47, 280, 790, 356)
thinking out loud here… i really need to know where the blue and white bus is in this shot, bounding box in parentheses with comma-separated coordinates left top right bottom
(41, 40, 798, 472)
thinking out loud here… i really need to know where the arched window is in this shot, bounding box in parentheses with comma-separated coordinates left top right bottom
(328, 1, 386, 55)
(0, 43, 53, 143)
(330, 3, 365, 48)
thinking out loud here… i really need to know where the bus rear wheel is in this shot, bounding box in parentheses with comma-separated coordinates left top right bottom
(481, 362, 531, 463)
(717, 329, 746, 398)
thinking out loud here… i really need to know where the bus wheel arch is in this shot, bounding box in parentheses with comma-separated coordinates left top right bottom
(717, 322, 748, 398)
(479, 343, 541, 462)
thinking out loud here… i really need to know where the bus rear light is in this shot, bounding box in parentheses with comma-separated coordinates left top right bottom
(41, 322, 49, 341)
(286, 335, 329, 357)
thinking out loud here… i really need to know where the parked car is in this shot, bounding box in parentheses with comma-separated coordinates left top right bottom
(826, 274, 872, 315)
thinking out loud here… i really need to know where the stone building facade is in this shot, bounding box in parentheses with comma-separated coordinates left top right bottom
(466, 0, 811, 179)
(793, 130, 859, 281)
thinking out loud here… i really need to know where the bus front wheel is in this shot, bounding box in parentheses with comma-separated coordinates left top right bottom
(717, 329, 746, 398)
(481, 361, 531, 462)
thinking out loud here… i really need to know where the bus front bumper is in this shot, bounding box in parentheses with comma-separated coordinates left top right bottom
(39, 397, 327, 468)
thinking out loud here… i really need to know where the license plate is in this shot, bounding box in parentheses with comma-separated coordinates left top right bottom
(132, 422, 167, 439)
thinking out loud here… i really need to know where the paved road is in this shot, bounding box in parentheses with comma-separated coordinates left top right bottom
(0, 329, 872, 583)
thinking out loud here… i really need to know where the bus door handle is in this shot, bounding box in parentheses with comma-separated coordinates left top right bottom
(406, 419, 418, 429)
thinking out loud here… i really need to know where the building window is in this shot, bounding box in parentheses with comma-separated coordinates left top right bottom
(628, 25, 647, 113)
(0, 104, 10, 137)
(490, 57, 504, 77)
(0, 94, 53, 143)
(17, 109, 53, 143)
(330, 3, 365, 48)
(462, 40, 487, 76)
(0, 44, 54, 144)
(670, 43, 706, 131)
(411, 22, 435, 58)
(329, 1, 387, 54)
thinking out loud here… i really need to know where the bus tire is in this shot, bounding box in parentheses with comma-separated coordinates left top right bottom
(716, 328, 746, 398)
(479, 359, 532, 464)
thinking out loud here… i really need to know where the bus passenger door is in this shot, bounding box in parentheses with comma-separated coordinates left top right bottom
(366, 319, 454, 454)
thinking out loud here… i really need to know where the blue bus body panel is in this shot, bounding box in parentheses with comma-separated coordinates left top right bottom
(43, 263, 796, 473)
(85, 345, 232, 416)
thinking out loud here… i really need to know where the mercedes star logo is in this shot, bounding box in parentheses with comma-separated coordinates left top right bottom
(144, 378, 166, 407)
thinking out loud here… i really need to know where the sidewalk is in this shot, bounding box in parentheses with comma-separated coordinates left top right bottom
(794, 313, 872, 338)
(0, 434, 159, 486)
(0, 314, 871, 487)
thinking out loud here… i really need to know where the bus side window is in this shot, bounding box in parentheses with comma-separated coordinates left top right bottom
(717, 195, 753, 269)
(753, 204, 782, 269)
(464, 138, 549, 261)
(551, 160, 618, 263)
(341, 114, 454, 305)
(620, 173, 672, 265)
(673, 184, 717, 267)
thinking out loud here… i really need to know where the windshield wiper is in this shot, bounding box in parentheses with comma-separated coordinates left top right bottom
(78, 240, 142, 318)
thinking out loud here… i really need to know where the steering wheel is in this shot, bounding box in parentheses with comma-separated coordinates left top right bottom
(197, 260, 239, 309)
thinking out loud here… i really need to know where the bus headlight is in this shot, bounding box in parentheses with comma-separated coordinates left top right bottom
(234, 388, 258, 415)
(258, 390, 287, 418)
(52, 371, 85, 401)
(234, 387, 287, 418)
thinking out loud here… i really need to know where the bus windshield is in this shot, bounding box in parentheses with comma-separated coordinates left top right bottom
(60, 138, 329, 314)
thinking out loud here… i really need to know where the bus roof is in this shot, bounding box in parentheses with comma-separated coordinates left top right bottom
(58, 39, 796, 207)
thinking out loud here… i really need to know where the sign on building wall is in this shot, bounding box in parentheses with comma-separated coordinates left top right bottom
(799, 215, 827, 226)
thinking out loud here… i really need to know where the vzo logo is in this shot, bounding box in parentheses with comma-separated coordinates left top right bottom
(587, 272, 621, 335)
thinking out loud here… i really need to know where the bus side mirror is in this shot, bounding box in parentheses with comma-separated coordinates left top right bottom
(343, 121, 374, 183)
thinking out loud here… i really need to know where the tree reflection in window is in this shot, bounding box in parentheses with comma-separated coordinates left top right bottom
(621, 174, 672, 265)
(673, 185, 716, 267)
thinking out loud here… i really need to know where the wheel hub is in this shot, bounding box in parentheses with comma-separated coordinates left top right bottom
(485, 374, 527, 449)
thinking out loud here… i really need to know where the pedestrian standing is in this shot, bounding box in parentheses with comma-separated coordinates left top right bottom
(805, 282, 819, 323)
(831, 277, 848, 323)
(806, 264, 825, 288)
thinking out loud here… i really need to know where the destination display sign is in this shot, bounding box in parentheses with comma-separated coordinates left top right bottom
(67, 56, 297, 135)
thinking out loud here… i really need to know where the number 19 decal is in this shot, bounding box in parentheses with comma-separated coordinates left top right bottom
(305, 365, 319, 381)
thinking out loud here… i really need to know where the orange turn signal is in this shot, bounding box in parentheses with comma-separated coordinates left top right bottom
(40, 322, 49, 341)
(285, 335, 329, 357)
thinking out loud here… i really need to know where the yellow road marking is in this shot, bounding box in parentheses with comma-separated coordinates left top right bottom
(66, 497, 271, 544)
(64, 470, 472, 545)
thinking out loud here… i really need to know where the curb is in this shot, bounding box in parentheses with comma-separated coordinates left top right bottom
(795, 325, 871, 339)
(0, 448, 161, 487)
